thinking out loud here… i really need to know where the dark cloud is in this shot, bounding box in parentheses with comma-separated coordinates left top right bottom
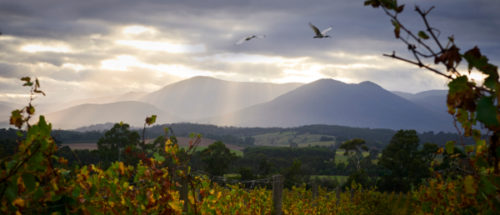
(0, 0, 499, 104)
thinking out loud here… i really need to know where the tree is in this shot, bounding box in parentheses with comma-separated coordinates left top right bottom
(97, 122, 140, 167)
(365, 0, 499, 209)
(378, 130, 433, 191)
(340, 138, 378, 187)
(200, 141, 237, 176)
(339, 138, 369, 171)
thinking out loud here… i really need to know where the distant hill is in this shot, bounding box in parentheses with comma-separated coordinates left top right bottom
(141, 76, 302, 120)
(36, 91, 147, 116)
(393, 90, 448, 114)
(209, 79, 454, 132)
(45, 101, 181, 129)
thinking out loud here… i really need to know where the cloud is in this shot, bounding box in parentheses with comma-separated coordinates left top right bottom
(0, 0, 499, 106)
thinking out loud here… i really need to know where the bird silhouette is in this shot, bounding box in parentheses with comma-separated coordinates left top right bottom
(235, 34, 266, 45)
(309, 22, 332, 38)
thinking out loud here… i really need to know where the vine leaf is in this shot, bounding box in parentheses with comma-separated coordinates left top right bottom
(464, 175, 476, 194)
(445, 141, 455, 154)
(392, 20, 400, 38)
(476, 96, 499, 126)
(145, 115, 157, 126)
(418, 31, 429, 40)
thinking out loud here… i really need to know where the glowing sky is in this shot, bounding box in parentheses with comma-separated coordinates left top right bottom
(0, 0, 499, 105)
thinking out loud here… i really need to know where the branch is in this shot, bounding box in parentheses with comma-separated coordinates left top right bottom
(381, 6, 437, 57)
(415, 6, 445, 52)
(383, 53, 453, 79)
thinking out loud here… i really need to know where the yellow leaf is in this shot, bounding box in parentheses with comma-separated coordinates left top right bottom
(12, 198, 25, 207)
(165, 139, 173, 152)
(464, 175, 476, 194)
(169, 201, 182, 212)
(118, 162, 125, 175)
(436, 147, 444, 154)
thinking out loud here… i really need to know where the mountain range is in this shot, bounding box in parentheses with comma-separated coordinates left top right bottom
(207, 79, 453, 131)
(1, 76, 454, 132)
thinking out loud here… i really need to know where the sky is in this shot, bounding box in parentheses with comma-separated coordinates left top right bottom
(0, 0, 499, 105)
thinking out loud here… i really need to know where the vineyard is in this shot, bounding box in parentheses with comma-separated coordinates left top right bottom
(0, 110, 493, 214)
(2, 0, 500, 214)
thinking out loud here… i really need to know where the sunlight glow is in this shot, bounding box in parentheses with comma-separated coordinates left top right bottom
(467, 71, 487, 83)
(100, 55, 140, 71)
(0, 93, 30, 99)
(100, 55, 212, 78)
(20, 43, 72, 53)
(62, 63, 88, 72)
(122, 25, 157, 35)
(116, 40, 206, 53)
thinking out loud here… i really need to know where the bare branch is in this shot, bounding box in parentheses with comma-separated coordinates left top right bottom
(383, 53, 453, 79)
(381, 6, 437, 56)
(415, 6, 445, 52)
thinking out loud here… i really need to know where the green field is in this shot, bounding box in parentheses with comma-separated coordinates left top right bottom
(180, 145, 244, 157)
(253, 131, 337, 147)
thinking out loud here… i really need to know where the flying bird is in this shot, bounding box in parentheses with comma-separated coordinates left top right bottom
(235, 34, 266, 45)
(309, 22, 332, 38)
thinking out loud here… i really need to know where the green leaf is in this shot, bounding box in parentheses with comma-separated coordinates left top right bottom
(6, 160, 16, 171)
(445, 141, 455, 154)
(33, 187, 44, 199)
(22, 173, 37, 192)
(27, 105, 35, 115)
(484, 73, 498, 90)
(476, 96, 499, 126)
(448, 76, 469, 94)
(153, 152, 165, 163)
(5, 181, 18, 201)
(391, 20, 400, 38)
(463, 46, 489, 73)
(418, 31, 429, 40)
(464, 175, 476, 194)
(145, 115, 157, 125)
(465, 145, 475, 153)
(72, 186, 81, 198)
(21, 77, 31, 82)
(10, 109, 24, 129)
(479, 176, 497, 195)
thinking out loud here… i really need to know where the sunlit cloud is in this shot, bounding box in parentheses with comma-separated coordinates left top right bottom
(202, 53, 307, 64)
(61, 63, 89, 72)
(115, 40, 206, 53)
(122, 25, 157, 35)
(0, 93, 30, 99)
(20, 43, 73, 53)
(100, 55, 213, 78)
(100, 55, 141, 71)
